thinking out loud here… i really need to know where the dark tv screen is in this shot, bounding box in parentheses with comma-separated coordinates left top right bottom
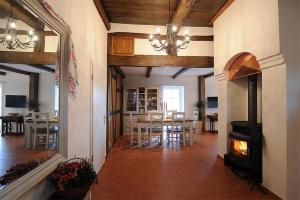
(5, 95, 26, 108)
(207, 97, 218, 108)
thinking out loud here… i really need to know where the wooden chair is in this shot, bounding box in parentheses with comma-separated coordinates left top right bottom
(185, 111, 199, 143)
(32, 112, 50, 150)
(149, 112, 164, 146)
(24, 111, 35, 148)
(130, 112, 148, 146)
(170, 112, 186, 148)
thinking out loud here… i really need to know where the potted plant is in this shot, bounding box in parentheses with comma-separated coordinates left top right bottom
(28, 99, 40, 112)
(51, 158, 97, 199)
(195, 100, 205, 134)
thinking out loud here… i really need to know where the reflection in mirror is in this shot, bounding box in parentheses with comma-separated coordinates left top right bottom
(0, 0, 60, 189)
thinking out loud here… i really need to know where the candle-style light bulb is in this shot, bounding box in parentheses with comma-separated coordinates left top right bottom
(156, 27, 161, 34)
(32, 35, 38, 42)
(184, 30, 189, 35)
(28, 30, 34, 36)
(10, 22, 16, 29)
(172, 26, 177, 33)
(6, 34, 12, 41)
(149, 34, 154, 40)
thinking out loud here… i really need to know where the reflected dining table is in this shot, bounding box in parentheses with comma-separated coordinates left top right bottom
(137, 117, 196, 148)
(24, 118, 59, 149)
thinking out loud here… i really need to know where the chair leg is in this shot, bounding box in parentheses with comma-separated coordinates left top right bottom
(130, 131, 133, 145)
(183, 131, 186, 147)
(33, 130, 37, 150)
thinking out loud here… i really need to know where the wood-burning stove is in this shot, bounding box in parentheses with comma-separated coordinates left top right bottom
(225, 75, 263, 190)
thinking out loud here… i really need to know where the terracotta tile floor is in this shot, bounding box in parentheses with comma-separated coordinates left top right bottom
(92, 133, 279, 200)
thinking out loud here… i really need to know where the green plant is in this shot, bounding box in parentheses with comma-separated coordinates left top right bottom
(28, 99, 40, 112)
(195, 100, 205, 121)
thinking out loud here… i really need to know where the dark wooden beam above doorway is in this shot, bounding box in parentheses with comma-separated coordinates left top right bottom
(112, 66, 125, 78)
(28, 64, 55, 73)
(108, 32, 213, 41)
(0, 51, 56, 65)
(204, 72, 214, 78)
(93, 0, 111, 30)
(0, 71, 7, 76)
(172, 68, 189, 79)
(108, 55, 214, 68)
(0, 64, 31, 75)
(146, 67, 152, 78)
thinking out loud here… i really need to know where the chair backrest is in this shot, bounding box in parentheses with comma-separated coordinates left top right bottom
(33, 112, 49, 128)
(24, 111, 35, 121)
(150, 112, 164, 128)
(172, 112, 185, 126)
(166, 110, 177, 119)
(193, 111, 199, 122)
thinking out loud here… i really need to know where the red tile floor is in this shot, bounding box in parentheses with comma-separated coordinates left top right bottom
(92, 133, 279, 200)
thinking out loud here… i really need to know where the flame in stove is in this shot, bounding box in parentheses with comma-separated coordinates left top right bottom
(233, 140, 248, 156)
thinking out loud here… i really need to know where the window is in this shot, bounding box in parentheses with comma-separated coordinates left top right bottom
(162, 86, 184, 112)
(54, 85, 59, 112)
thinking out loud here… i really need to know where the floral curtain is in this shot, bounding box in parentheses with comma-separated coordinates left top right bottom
(40, 0, 79, 98)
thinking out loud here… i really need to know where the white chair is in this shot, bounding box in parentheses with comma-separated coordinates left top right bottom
(32, 112, 50, 150)
(149, 112, 164, 146)
(130, 112, 148, 146)
(185, 111, 199, 144)
(24, 111, 35, 148)
(170, 112, 186, 148)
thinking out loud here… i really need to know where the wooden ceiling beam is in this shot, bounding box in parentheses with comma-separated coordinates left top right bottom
(172, 68, 190, 79)
(170, 0, 196, 33)
(0, 71, 7, 76)
(112, 66, 125, 78)
(146, 67, 152, 78)
(0, 51, 56, 65)
(0, 29, 57, 36)
(204, 72, 214, 78)
(208, 0, 235, 26)
(108, 32, 213, 41)
(0, 0, 44, 30)
(108, 55, 214, 68)
(93, 0, 111, 31)
(28, 64, 55, 73)
(0, 64, 31, 75)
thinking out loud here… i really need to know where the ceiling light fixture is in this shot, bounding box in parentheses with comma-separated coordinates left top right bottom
(0, 0, 38, 50)
(148, 0, 190, 55)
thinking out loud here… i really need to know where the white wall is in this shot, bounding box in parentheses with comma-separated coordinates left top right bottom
(123, 75, 198, 118)
(279, 0, 300, 199)
(110, 23, 214, 57)
(204, 76, 218, 130)
(47, 0, 107, 173)
(214, 0, 288, 198)
(0, 72, 29, 115)
(39, 72, 56, 113)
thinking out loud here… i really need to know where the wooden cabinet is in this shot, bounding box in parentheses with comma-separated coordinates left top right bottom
(111, 37, 134, 56)
(124, 87, 159, 114)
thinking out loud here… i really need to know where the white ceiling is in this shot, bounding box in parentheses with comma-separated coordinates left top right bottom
(0, 63, 56, 73)
(120, 67, 213, 76)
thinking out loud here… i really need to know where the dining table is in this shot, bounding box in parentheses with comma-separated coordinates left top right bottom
(24, 118, 59, 149)
(137, 117, 196, 148)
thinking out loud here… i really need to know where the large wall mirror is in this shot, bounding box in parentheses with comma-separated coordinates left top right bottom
(0, 0, 68, 197)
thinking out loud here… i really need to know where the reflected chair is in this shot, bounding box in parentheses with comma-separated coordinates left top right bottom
(149, 112, 164, 146)
(170, 112, 186, 148)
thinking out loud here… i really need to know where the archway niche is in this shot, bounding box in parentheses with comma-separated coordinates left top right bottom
(224, 52, 262, 124)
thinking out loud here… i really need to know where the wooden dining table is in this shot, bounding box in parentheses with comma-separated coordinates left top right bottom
(137, 117, 196, 148)
(24, 118, 59, 149)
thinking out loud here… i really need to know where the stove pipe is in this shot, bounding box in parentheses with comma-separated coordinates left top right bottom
(248, 75, 257, 125)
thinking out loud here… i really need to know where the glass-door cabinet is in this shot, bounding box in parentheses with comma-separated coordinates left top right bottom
(125, 88, 138, 112)
(124, 87, 159, 113)
(147, 88, 158, 111)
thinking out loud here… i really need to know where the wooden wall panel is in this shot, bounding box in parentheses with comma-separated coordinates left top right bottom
(111, 37, 134, 56)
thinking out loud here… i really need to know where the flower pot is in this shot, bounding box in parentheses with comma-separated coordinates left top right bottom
(57, 183, 92, 199)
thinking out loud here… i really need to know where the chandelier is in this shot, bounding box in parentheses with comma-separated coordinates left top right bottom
(148, 0, 190, 55)
(0, 1, 38, 50)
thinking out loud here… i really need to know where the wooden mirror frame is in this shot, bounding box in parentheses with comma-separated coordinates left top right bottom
(0, 1, 69, 199)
